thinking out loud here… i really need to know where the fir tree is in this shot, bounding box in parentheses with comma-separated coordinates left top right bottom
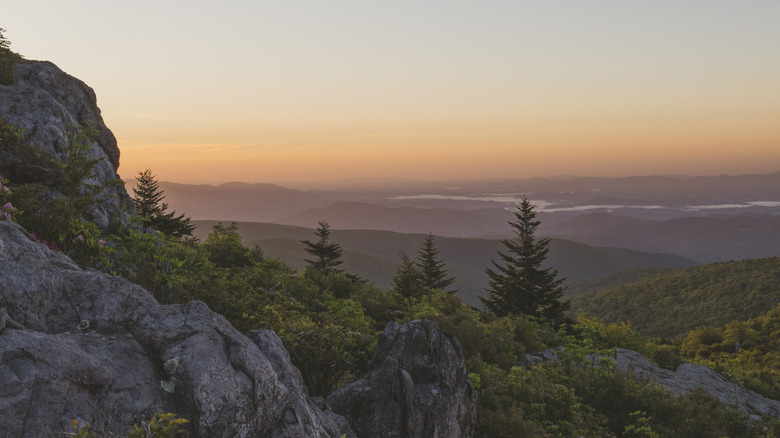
(416, 233, 456, 293)
(132, 169, 194, 238)
(393, 253, 426, 299)
(302, 221, 343, 272)
(480, 196, 569, 325)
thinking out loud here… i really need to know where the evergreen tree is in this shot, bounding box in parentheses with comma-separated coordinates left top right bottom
(0, 28, 22, 86)
(480, 196, 569, 324)
(133, 169, 194, 238)
(416, 233, 456, 293)
(302, 221, 343, 272)
(392, 254, 426, 299)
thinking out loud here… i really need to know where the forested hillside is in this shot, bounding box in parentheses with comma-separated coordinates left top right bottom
(570, 257, 780, 338)
(677, 302, 780, 400)
(192, 220, 697, 307)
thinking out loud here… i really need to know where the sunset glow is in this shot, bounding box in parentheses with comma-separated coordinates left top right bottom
(5, 1, 780, 184)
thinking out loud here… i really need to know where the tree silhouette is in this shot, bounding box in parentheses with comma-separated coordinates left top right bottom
(481, 196, 569, 325)
(393, 253, 426, 299)
(416, 233, 456, 293)
(133, 169, 193, 238)
(302, 221, 343, 272)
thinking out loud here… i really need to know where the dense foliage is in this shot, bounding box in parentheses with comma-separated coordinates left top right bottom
(1, 117, 121, 269)
(570, 257, 780, 338)
(678, 302, 780, 401)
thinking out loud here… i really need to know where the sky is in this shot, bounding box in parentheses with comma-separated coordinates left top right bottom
(4, 1, 780, 184)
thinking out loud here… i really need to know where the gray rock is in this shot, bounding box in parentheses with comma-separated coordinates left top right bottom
(327, 319, 477, 438)
(524, 346, 780, 419)
(0, 217, 344, 437)
(0, 60, 134, 229)
(615, 348, 780, 419)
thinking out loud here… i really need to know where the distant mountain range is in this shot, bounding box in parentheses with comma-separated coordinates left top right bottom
(542, 212, 780, 263)
(157, 172, 780, 264)
(192, 220, 697, 308)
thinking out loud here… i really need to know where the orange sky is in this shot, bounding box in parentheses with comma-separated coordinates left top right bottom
(5, 1, 780, 184)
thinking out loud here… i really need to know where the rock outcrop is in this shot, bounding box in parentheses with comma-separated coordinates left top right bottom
(0, 60, 134, 229)
(525, 347, 780, 419)
(614, 348, 780, 419)
(0, 217, 348, 437)
(0, 58, 479, 438)
(327, 319, 477, 438)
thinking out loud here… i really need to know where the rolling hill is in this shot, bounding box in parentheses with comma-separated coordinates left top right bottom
(569, 257, 780, 338)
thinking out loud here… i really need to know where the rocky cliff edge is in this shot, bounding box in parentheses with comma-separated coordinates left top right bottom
(0, 60, 134, 229)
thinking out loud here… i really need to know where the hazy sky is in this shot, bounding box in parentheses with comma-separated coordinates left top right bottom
(5, 1, 780, 184)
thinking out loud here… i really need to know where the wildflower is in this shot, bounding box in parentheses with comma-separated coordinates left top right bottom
(98, 239, 106, 246)
(1, 201, 16, 218)
(76, 234, 84, 242)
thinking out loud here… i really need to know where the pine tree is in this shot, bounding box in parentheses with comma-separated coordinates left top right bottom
(393, 254, 426, 299)
(132, 169, 194, 238)
(0, 28, 22, 86)
(480, 196, 569, 324)
(416, 233, 456, 293)
(302, 221, 343, 272)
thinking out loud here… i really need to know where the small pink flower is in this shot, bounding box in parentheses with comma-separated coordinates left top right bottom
(98, 239, 106, 246)
(76, 234, 84, 242)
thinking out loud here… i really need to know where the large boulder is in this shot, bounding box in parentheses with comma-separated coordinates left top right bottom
(615, 348, 780, 419)
(0, 60, 134, 229)
(0, 217, 348, 437)
(327, 319, 477, 438)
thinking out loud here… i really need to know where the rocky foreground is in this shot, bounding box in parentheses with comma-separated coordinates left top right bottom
(0, 217, 476, 437)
